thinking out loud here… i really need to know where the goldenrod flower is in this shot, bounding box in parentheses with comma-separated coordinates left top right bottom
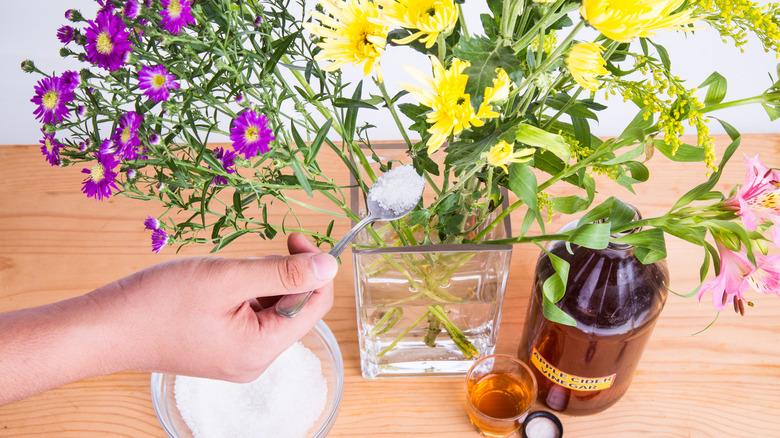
(305, 0, 388, 77)
(477, 68, 511, 119)
(401, 56, 483, 154)
(486, 141, 535, 172)
(566, 42, 609, 91)
(373, 0, 458, 48)
(580, 0, 697, 42)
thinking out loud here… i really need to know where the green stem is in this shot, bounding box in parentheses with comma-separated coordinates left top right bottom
(701, 92, 780, 113)
(377, 310, 430, 357)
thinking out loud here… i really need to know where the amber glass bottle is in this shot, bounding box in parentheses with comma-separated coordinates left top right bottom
(518, 212, 669, 416)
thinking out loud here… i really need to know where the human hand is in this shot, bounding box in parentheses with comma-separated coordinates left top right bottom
(90, 232, 337, 382)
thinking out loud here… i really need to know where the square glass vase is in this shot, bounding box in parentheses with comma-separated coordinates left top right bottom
(352, 215, 513, 379)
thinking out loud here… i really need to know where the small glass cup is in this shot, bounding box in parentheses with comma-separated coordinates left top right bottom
(465, 354, 537, 438)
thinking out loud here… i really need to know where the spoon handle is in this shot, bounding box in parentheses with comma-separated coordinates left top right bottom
(275, 215, 375, 318)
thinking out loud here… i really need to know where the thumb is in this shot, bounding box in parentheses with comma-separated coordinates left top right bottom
(250, 252, 338, 299)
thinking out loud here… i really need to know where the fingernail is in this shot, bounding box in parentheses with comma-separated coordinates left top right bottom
(311, 253, 338, 281)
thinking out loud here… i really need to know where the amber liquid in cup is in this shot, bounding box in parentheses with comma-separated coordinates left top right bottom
(466, 355, 537, 437)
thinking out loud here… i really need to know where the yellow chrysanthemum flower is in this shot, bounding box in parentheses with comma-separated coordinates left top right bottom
(580, 0, 697, 42)
(486, 141, 535, 173)
(373, 0, 458, 49)
(566, 42, 609, 91)
(477, 68, 511, 119)
(401, 56, 483, 154)
(304, 0, 388, 77)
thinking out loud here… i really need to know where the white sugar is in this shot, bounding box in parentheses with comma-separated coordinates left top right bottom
(174, 342, 327, 438)
(367, 164, 425, 216)
(524, 416, 561, 438)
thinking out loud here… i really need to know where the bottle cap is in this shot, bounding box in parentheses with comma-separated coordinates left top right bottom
(521, 410, 564, 438)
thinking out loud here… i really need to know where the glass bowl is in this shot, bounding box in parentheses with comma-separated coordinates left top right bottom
(150, 320, 344, 438)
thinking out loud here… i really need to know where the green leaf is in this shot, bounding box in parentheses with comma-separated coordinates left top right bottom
(612, 228, 667, 264)
(545, 94, 599, 120)
(290, 160, 313, 197)
(542, 298, 577, 326)
(649, 40, 671, 70)
(603, 144, 645, 165)
(290, 124, 306, 152)
(577, 197, 615, 225)
(670, 118, 741, 211)
(551, 174, 595, 214)
(699, 72, 728, 106)
(265, 32, 298, 74)
(514, 124, 571, 162)
(454, 37, 522, 109)
(305, 118, 332, 166)
(653, 139, 706, 162)
(343, 81, 363, 142)
(607, 198, 638, 230)
(568, 222, 611, 249)
(762, 103, 780, 121)
(211, 230, 249, 253)
(333, 97, 378, 110)
(538, 246, 576, 326)
(617, 109, 653, 145)
(508, 163, 538, 210)
(211, 216, 226, 240)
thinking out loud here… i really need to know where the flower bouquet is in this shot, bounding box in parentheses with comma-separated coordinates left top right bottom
(26, 0, 780, 373)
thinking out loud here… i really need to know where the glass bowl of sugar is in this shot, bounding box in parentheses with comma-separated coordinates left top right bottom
(150, 320, 344, 438)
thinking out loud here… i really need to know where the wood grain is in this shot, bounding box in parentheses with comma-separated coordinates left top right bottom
(1, 135, 779, 437)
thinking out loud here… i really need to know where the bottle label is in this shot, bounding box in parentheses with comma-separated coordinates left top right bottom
(530, 347, 616, 391)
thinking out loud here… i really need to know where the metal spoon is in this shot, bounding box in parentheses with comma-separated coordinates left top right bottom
(275, 164, 425, 318)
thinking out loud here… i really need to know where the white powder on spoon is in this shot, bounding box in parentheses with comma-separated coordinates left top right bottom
(174, 342, 327, 438)
(367, 164, 425, 216)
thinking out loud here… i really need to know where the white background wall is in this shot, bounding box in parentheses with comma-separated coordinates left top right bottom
(1, 0, 778, 145)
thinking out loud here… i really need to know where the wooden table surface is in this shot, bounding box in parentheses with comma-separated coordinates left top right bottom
(1, 135, 779, 437)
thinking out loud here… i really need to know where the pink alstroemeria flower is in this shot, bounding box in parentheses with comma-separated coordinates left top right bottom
(697, 242, 780, 312)
(728, 154, 780, 245)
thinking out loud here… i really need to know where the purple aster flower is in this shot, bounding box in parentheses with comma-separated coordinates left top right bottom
(124, 0, 141, 19)
(65, 9, 83, 22)
(111, 111, 144, 159)
(159, 0, 196, 35)
(61, 70, 81, 91)
(126, 168, 137, 179)
(144, 215, 161, 230)
(100, 138, 116, 155)
(81, 153, 120, 200)
(148, 133, 160, 145)
(78, 141, 87, 151)
(84, 10, 133, 71)
(151, 228, 169, 253)
(57, 26, 75, 45)
(137, 64, 179, 103)
(77, 105, 86, 117)
(235, 93, 244, 104)
(211, 147, 237, 185)
(39, 131, 62, 166)
(253, 15, 263, 26)
(97, 0, 116, 13)
(229, 110, 275, 159)
(31, 76, 74, 125)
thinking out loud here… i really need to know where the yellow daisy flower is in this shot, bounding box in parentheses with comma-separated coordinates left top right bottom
(304, 0, 388, 77)
(477, 68, 511, 119)
(486, 141, 535, 173)
(566, 42, 609, 91)
(580, 0, 697, 43)
(401, 56, 483, 154)
(373, 0, 458, 49)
